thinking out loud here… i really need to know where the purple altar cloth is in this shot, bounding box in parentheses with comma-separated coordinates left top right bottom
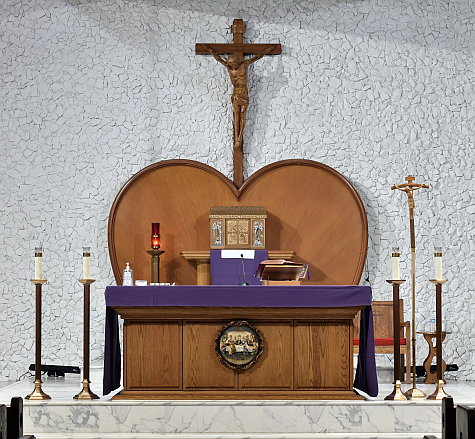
(103, 285, 377, 397)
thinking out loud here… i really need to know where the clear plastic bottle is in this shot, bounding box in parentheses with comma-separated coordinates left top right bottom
(430, 318, 436, 333)
(123, 262, 133, 286)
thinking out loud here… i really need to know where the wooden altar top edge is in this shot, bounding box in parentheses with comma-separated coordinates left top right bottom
(111, 305, 365, 320)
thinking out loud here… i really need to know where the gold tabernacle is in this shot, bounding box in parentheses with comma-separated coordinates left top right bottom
(209, 206, 267, 250)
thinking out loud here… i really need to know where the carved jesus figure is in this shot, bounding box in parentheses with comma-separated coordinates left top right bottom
(392, 176, 428, 220)
(203, 44, 276, 149)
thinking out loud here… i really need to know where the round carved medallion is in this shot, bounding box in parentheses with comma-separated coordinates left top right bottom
(215, 321, 263, 370)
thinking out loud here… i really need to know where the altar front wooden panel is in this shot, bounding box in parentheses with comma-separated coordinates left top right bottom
(113, 306, 363, 400)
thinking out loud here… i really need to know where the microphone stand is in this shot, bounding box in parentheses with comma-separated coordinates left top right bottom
(239, 254, 249, 286)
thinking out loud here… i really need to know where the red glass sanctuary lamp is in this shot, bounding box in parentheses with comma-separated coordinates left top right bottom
(147, 222, 164, 283)
(151, 222, 160, 249)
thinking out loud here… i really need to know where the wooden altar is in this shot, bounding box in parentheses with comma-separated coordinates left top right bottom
(105, 158, 374, 400)
(113, 306, 362, 400)
(105, 285, 377, 400)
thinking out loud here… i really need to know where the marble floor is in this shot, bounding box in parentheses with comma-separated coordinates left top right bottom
(1, 364, 474, 439)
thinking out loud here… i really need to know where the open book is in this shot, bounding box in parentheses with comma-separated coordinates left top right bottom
(254, 260, 309, 281)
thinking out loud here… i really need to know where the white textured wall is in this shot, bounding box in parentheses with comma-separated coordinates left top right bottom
(1, 0, 474, 381)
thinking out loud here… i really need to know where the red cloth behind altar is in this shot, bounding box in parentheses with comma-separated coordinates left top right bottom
(103, 284, 378, 397)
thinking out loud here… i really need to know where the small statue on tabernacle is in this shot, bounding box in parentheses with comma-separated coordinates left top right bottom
(253, 221, 264, 246)
(212, 221, 222, 246)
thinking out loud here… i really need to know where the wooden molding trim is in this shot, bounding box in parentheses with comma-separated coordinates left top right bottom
(112, 389, 363, 400)
(180, 250, 296, 261)
(112, 306, 364, 320)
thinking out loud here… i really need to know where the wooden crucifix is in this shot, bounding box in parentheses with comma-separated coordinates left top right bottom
(196, 19, 281, 187)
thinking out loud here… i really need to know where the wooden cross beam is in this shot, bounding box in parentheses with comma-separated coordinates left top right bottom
(405, 175, 415, 185)
(196, 19, 281, 59)
(196, 19, 281, 188)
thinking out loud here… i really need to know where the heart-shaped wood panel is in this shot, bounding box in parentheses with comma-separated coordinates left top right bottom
(108, 159, 367, 285)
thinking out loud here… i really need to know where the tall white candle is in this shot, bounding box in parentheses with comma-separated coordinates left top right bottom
(83, 247, 91, 279)
(434, 247, 443, 280)
(391, 247, 400, 280)
(34, 247, 42, 280)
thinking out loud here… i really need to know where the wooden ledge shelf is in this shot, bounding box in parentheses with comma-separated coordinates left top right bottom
(181, 250, 295, 285)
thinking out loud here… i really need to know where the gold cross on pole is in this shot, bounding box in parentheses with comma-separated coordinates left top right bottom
(392, 175, 429, 232)
(391, 174, 429, 398)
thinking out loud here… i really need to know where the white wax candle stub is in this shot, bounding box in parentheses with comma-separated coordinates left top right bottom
(391, 257, 400, 280)
(34, 247, 42, 280)
(83, 257, 91, 279)
(83, 257, 90, 279)
(83, 247, 91, 279)
(435, 257, 442, 280)
(34, 256, 42, 280)
(434, 247, 442, 280)
(391, 248, 400, 280)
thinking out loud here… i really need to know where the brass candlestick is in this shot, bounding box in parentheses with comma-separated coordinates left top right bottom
(26, 279, 51, 401)
(427, 279, 450, 400)
(74, 279, 99, 400)
(146, 249, 165, 283)
(385, 279, 407, 401)
(391, 175, 429, 399)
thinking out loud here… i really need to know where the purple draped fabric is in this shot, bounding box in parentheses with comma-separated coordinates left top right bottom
(103, 285, 378, 397)
(210, 250, 268, 285)
(103, 307, 121, 396)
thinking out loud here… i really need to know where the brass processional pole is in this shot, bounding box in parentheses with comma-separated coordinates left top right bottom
(391, 175, 429, 399)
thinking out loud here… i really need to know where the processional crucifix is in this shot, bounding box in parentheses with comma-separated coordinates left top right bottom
(196, 19, 281, 187)
(391, 175, 429, 398)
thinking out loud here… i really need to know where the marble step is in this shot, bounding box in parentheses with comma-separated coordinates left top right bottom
(32, 434, 438, 439)
(24, 400, 441, 437)
(19, 359, 453, 439)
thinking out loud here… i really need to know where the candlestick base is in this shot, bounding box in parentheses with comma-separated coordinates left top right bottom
(404, 386, 427, 399)
(78, 279, 96, 285)
(384, 380, 407, 401)
(429, 279, 447, 285)
(386, 280, 406, 285)
(426, 380, 451, 400)
(30, 279, 47, 285)
(73, 379, 100, 400)
(26, 379, 51, 400)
